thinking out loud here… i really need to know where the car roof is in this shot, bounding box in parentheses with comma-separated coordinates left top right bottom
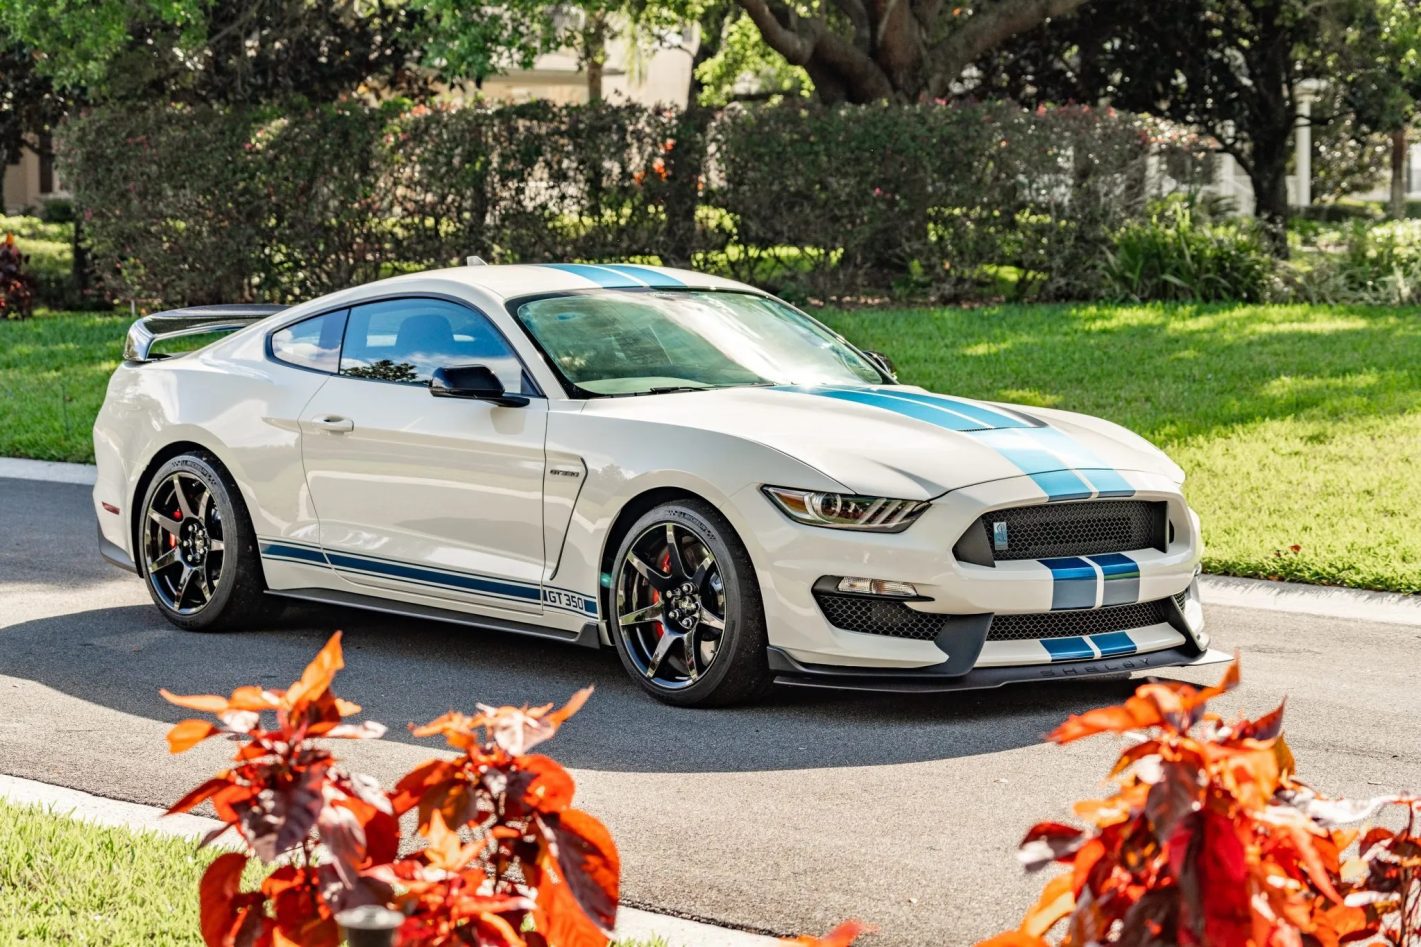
(370, 263, 758, 302)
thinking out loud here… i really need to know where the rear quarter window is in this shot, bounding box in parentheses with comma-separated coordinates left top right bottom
(270, 309, 348, 373)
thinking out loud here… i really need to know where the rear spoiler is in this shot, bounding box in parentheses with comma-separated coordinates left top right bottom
(124, 304, 288, 362)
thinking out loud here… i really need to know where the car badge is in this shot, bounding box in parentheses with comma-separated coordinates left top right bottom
(992, 521, 1009, 551)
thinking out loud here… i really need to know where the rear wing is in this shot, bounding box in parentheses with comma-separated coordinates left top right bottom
(124, 304, 288, 362)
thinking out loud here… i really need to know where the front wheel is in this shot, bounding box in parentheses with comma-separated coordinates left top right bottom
(138, 451, 276, 631)
(609, 500, 773, 707)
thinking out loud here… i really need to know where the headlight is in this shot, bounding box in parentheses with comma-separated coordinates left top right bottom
(761, 486, 929, 533)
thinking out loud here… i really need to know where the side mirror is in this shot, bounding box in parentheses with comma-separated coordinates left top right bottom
(864, 350, 897, 380)
(429, 365, 530, 407)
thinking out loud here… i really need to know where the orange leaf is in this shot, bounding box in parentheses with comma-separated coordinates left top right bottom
(521, 754, 576, 813)
(199, 851, 266, 947)
(285, 631, 344, 709)
(161, 690, 232, 714)
(1021, 872, 1074, 938)
(548, 686, 594, 728)
(167, 718, 219, 753)
(975, 933, 1050, 947)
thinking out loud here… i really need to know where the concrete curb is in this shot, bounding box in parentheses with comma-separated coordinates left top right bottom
(4, 457, 1417, 626)
(0, 773, 778, 946)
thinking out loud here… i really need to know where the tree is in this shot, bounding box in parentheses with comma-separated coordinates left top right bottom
(1335, 0, 1421, 218)
(0, 0, 427, 104)
(0, 43, 69, 207)
(732, 0, 1091, 103)
(971, 0, 1358, 250)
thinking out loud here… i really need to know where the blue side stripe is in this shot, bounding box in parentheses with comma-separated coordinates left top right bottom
(1091, 631, 1137, 657)
(326, 552, 541, 601)
(598, 264, 685, 286)
(1041, 637, 1095, 662)
(1042, 556, 1098, 610)
(839, 387, 1033, 430)
(540, 263, 642, 288)
(260, 542, 328, 565)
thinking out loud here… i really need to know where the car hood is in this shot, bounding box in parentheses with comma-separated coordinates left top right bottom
(580, 384, 1182, 500)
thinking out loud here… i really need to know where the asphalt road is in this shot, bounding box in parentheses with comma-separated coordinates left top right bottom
(3, 476, 1420, 945)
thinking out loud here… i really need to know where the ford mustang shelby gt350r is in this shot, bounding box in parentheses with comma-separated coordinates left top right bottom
(94, 263, 1228, 705)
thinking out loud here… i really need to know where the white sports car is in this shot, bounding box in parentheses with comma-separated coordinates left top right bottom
(94, 263, 1228, 706)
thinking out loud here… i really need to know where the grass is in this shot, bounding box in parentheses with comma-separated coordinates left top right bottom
(0, 799, 669, 946)
(1, 302, 1418, 592)
(819, 302, 1421, 594)
(0, 799, 236, 944)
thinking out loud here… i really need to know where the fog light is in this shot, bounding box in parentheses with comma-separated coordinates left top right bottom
(836, 577, 919, 597)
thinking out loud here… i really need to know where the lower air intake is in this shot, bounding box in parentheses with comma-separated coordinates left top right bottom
(988, 598, 1173, 642)
(813, 592, 949, 641)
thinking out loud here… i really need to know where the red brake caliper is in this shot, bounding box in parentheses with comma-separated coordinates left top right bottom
(651, 550, 672, 638)
(169, 505, 181, 547)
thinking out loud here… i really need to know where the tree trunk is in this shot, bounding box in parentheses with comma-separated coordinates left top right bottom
(584, 13, 607, 104)
(1245, 130, 1291, 258)
(1390, 127, 1407, 221)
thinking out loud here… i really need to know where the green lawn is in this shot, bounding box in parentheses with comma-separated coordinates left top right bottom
(0, 799, 667, 946)
(0, 799, 232, 945)
(2, 303, 1419, 592)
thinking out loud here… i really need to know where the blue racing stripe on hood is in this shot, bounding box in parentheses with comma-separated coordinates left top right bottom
(770, 384, 1137, 502)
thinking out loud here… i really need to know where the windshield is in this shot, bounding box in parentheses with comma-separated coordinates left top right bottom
(512, 290, 885, 396)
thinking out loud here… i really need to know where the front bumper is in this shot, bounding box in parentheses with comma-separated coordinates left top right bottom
(736, 470, 1206, 672)
(769, 643, 1233, 693)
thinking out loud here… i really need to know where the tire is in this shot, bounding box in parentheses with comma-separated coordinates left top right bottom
(136, 451, 278, 631)
(608, 499, 774, 707)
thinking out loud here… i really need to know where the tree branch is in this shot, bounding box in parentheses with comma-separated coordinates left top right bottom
(925, 0, 1090, 96)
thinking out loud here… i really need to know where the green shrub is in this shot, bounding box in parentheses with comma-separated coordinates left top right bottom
(1103, 198, 1274, 302)
(59, 100, 1205, 307)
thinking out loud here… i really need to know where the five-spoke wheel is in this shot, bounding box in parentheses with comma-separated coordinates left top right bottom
(138, 452, 275, 631)
(610, 500, 772, 706)
(144, 471, 226, 614)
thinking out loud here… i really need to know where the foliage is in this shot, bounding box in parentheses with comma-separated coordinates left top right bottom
(61, 98, 1190, 306)
(1296, 219, 1421, 305)
(980, 659, 1421, 947)
(0, 0, 425, 104)
(161, 631, 620, 947)
(1103, 198, 1274, 303)
(694, 12, 812, 106)
(0, 233, 37, 320)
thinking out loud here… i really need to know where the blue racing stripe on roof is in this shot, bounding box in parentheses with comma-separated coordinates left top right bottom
(539, 263, 643, 288)
(598, 264, 685, 287)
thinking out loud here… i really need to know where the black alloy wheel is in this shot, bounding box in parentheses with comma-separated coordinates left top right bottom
(138, 451, 276, 631)
(610, 500, 772, 706)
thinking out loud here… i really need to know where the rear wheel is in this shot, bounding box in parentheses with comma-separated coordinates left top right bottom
(138, 452, 276, 631)
(609, 500, 773, 707)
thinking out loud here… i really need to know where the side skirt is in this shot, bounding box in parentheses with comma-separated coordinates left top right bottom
(265, 587, 604, 649)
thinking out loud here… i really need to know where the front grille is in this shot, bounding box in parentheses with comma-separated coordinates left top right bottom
(814, 591, 949, 641)
(955, 500, 1167, 564)
(988, 598, 1173, 641)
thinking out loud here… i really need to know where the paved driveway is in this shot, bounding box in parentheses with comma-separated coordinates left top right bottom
(2, 476, 1419, 944)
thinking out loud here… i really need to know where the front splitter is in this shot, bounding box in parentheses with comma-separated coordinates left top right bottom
(768, 645, 1232, 694)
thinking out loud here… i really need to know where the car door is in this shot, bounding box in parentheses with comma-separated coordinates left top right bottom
(300, 296, 549, 615)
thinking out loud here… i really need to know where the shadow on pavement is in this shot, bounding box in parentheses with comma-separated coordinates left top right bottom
(0, 599, 1151, 775)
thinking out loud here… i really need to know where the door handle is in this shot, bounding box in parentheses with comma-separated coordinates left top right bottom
(310, 415, 354, 433)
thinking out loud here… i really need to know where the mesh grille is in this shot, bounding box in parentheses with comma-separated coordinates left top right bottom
(814, 592, 949, 641)
(1173, 590, 1188, 610)
(988, 598, 1173, 641)
(962, 500, 1165, 562)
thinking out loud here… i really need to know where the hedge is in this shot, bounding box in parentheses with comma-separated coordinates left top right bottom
(58, 100, 1190, 308)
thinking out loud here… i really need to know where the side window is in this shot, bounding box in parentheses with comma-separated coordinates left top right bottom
(270, 309, 347, 373)
(338, 298, 530, 393)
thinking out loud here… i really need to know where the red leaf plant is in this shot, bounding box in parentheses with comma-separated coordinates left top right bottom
(980, 658, 1421, 947)
(161, 632, 619, 947)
